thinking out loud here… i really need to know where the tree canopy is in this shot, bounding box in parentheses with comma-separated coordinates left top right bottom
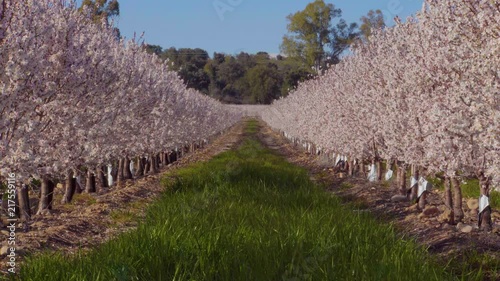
(144, 46, 313, 104)
(280, 0, 358, 71)
(79, 0, 119, 24)
(359, 9, 386, 41)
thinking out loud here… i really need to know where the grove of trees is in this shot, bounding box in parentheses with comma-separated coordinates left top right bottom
(263, 0, 499, 231)
(143, 46, 314, 104)
(0, 0, 241, 219)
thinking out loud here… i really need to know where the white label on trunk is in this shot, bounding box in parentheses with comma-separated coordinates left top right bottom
(335, 155, 341, 165)
(385, 170, 393, 181)
(417, 177, 432, 198)
(410, 177, 418, 189)
(107, 164, 113, 186)
(417, 177, 426, 198)
(479, 195, 490, 214)
(130, 160, 135, 177)
(368, 164, 377, 182)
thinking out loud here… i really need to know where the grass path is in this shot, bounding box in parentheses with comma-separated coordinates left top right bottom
(13, 120, 477, 281)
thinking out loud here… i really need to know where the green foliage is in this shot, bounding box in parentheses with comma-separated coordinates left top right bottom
(359, 9, 386, 41)
(16, 121, 479, 281)
(244, 63, 283, 104)
(146, 47, 211, 94)
(144, 47, 312, 104)
(280, 0, 358, 71)
(79, 0, 119, 24)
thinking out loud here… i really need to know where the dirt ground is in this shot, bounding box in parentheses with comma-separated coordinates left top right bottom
(257, 120, 500, 280)
(1, 119, 499, 278)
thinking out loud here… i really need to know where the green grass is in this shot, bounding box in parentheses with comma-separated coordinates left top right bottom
(11, 121, 484, 281)
(461, 179, 481, 199)
(110, 209, 139, 226)
(244, 119, 259, 134)
(490, 191, 500, 210)
(446, 249, 500, 281)
(339, 182, 353, 190)
(460, 179, 500, 209)
(71, 193, 97, 206)
(427, 176, 445, 191)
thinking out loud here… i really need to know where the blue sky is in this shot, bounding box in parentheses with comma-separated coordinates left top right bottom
(115, 0, 424, 56)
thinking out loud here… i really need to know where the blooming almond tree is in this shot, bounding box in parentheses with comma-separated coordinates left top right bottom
(262, 0, 499, 230)
(0, 0, 242, 217)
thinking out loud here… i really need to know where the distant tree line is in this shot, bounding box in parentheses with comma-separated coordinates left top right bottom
(143, 46, 314, 104)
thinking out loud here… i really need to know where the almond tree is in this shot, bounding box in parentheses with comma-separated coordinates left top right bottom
(262, 0, 499, 229)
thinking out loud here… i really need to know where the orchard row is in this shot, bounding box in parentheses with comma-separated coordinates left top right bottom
(262, 0, 499, 230)
(0, 0, 241, 217)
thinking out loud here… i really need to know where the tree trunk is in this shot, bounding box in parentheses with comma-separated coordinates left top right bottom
(160, 152, 165, 167)
(47, 180, 54, 210)
(117, 158, 125, 185)
(353, 159, 360, 177)
(96, 165, 108, 190)
(75, 174, 83, 194)
(62, 170, 76, 204)
(409, 165, 419, 202)
(360, 160, 366, 178)
(124, 157, 133, 180)
(478, 174, 492, 231)
(110, 161, 118, 186)
(443, 176, 454, 224)
(377, 160, 384, 181)
(17, 184, 31, 221)
(150, 153, 158, 174)
(145, 156, 152, 174)
(418, 191, 427, 210)
(374, 160, 381, 181)
(85, 170, 96, 193)
(135, 157, 144, 177)
(451, 176, 464, 222)
(156, 153, 161, 170)
(165, 152, 171, 165)
(37, 177, 54, 215)
(348, 159, 354, 177)
(171, 150, 177, 163)
(397, 163, 407, 196)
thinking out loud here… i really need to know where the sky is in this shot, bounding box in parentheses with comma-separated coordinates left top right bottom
(114, 0, 425, 56)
